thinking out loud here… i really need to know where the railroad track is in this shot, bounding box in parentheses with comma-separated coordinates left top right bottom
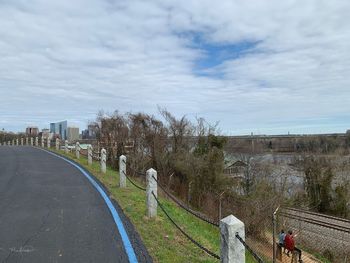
(279, 207, 350, 233)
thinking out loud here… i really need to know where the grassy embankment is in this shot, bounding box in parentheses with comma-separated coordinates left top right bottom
(52, 149, 256, 263)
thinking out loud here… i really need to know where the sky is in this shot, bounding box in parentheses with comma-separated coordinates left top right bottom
(0, 0, 349, 135)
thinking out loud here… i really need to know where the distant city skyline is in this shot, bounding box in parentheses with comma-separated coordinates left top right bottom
(1, 1, 349, 135)
(1, 120, 348, 137)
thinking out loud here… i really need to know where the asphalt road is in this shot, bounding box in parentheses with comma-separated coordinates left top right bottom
(0, 146, 152, 263)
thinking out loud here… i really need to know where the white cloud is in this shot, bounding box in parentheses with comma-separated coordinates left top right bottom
(0, 0, 349, 134)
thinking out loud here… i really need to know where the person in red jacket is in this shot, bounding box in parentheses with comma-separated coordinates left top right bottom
(285, 230, 303, 262)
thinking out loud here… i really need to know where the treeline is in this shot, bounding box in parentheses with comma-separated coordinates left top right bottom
(293, 156, 349, 218)
(93, 109, 229, 212)
(0, 131, 22, 143)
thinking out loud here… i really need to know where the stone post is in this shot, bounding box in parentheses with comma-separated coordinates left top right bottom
(41, 137, 45, 148)
(21, 138, 23, 146)
(76, 142, 80, 159)
(100, 148, 106, 173)
(35, 137, 38, 147)
(56, 138, 60, 150)
(26, 137, 28, 145)
(87, 145, 92, 165)
(220, 215, 245, 263)
(119, 155, 126, 188)
(30, 137, 33, 146)
(8, 141, 10, 145)
(16, 139, 19, 146)
(47, 138, 50, 148)
(12, 139, 14, 145)
(146, 168, 157, 218)
(65, 140, 69, 154)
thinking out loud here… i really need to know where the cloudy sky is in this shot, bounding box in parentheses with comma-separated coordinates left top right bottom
(1, 0, 349, 135)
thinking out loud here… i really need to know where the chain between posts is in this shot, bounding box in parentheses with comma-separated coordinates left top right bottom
(128, 165, 147, 177)
(235, 233, 264, 263)
(152, 175, 219, 227)
(122, 171, 146, 191)
(151, 191, 220, 260)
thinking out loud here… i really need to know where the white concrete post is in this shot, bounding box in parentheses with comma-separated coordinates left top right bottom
(56, 138, 60, 150)
(220, 215, 245, 263)
(25, 137, 28, 145)
(76, 142, 80, 159)
(88, 145, 92, 165)
(21, 138, 23, 146)
(100, 148, 106, 173)
(146, 168, 157, 218)
(8, 141, 10, 145)
(47, 138, 50, 148)
(35, 137, 38, 147)
(12, 139, 14, 145)
(30, 137, 33, 146)
(119, 155, 126, 188)
(41, 137, 44, 148)
(16, 139, 19, 146)
(65, 140, 69, 154)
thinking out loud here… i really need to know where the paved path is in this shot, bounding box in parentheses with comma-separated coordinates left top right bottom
(0, 146, 151, 263)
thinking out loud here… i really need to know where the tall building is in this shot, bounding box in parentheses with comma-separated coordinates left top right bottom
(41, 128, 50, 139)
(50, 121, 67, 140)
(67, 127, 79, 141)
(26, 126, 39, 136)
(82, 123, 98, 139)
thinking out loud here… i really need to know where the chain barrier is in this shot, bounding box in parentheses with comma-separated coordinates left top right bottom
(152, 175, 219, 227)
(128, 165, 146, 177)
(151, 191, 220, 260)
(235, 233, 264, 263)
(122, 171, 146, 191)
